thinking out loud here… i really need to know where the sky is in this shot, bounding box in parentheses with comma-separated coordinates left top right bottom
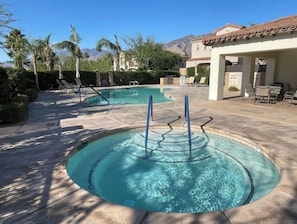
(1, 0, 297, 62)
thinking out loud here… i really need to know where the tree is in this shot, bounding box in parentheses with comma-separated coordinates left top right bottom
(150, 49, 182, 70)
(4, 29, 28, 69)
(96, 34, 121, 71)
(53, 25, 83, 78)
(42, 34, 56, 71)
(123, 34, 183, 71)
(123, 34, 157, 70)
(26, 38, 44, 89)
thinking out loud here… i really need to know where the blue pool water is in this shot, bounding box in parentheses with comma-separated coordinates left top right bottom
(66, 128, 280, 213)
(85, 86, 172, 105)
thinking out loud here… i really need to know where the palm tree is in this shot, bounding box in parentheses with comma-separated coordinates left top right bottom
(26, 38, 44, 89)
(53, 25, 83, 78)
(4, 29, 28, 69)
(42, 34, 56, 71)
(96, 34, 121, 71)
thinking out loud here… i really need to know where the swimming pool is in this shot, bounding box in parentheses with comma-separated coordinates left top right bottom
(85, 86, 172, 105)
(66, 127, 280, 213)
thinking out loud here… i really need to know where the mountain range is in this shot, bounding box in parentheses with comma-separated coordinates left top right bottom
(163, 35, 197, 57)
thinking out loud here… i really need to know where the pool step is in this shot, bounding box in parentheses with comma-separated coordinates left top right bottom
(119, 130, 211, 162)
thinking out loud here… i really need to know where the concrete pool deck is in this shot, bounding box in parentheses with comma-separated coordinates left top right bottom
(1, 85, 297, 224)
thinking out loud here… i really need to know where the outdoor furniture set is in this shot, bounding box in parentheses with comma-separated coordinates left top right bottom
(244, 83, 296, 104)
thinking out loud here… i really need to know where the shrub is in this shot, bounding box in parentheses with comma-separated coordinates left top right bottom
(7, 68, 27, 94)
(38, 71, 58, 90)
(0, 79, 15, 103)
(228, 86, 239, 91)
(187, 65, 210, 85)
(14, 94, 29, 103)
(25, 88, 38, 102)
(0, 101, 28, 124)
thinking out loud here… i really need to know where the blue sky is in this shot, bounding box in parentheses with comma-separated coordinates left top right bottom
(1, 0, 297, 61)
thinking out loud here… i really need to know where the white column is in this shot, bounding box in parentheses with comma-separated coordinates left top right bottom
(265, 58, 276, 85)
(209, 51, 225, 101)
(241, 56, 254, 96)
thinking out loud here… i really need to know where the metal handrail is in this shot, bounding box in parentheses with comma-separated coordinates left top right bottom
(184, 95, 192, 159)
(90, 86, 110, 104)
(144, 95, 153, 157)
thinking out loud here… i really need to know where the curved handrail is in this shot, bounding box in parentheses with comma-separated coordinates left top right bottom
(184, 95, 192, 159)
(144, 95, 153, 157)
(90, 86, 110, 104)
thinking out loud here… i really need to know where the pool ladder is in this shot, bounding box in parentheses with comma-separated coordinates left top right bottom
(144, 95, 192, 159)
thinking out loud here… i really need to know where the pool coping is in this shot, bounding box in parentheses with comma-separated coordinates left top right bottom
(66, 124, 281, 213)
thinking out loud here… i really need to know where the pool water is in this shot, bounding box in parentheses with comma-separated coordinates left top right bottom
(85, 86, 172, 105)
(66, 128, 280, 213)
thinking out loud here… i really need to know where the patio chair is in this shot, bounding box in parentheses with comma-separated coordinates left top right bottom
(283, 90, 297, 104)
(186, 76, 195, 86)
(74, 78, 85, 93)
(254, 86, 270, 104)
(269, 86, 281, 103)
(56, 79, 67, 92)
(196, 76, 208, 87)
(60, 80, 77, 93)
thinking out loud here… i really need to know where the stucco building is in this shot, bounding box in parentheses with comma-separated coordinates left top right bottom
(186, 24, 244, 69)
(202, 15, 297, 101)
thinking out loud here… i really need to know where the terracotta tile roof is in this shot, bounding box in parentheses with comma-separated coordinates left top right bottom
(192, 24, 245, 42)
(202, 15, 297, 46)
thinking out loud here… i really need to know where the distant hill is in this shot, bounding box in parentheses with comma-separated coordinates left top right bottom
(163, 35, 198, 57)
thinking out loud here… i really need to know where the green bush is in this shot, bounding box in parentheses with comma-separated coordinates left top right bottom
(112, 70, 178, 85)
(38, 71, 58, 90)
(187, 65, 210, 84)
(0, 78, 16, 103)
(0, 67, 12, 103)
(14, 94, 29, 103)
(7, 68, 27, 94)
(0, 100, 28, 124)
(228, 86, 239, 91)
(25, 88, 38, 102)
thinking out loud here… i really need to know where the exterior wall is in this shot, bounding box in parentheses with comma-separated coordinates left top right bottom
(276, 50, 297, 89)
(216, 26, 242, 35)
(186, 25, 243, 70)
(186, 58, 211, 68)
(191, 39, 212, 59)
(224, 72, 266, 90)
(160, 77, 182, 86)
(225, 72, 242, 90)
(115, 52, 139, 71)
